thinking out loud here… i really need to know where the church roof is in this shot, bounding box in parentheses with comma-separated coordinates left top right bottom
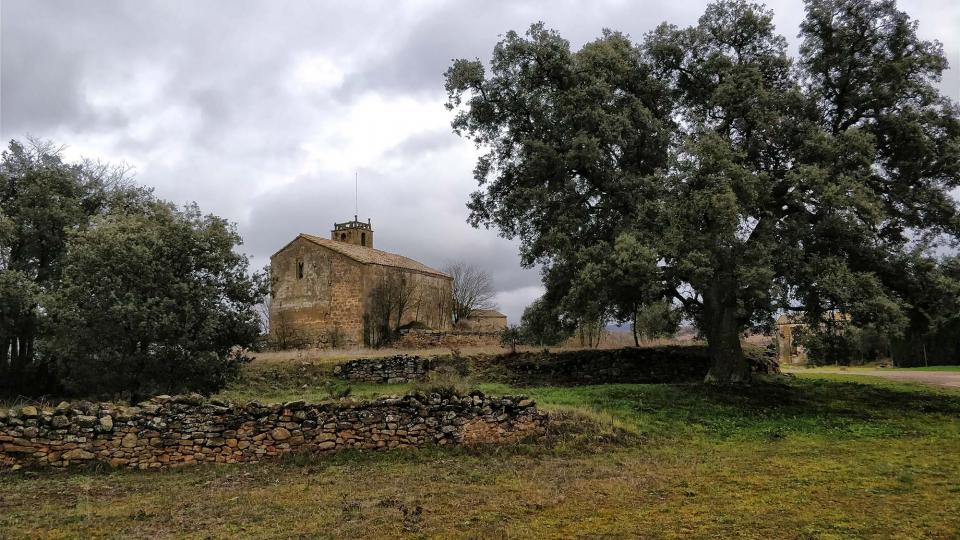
(296, 234, 451, 279)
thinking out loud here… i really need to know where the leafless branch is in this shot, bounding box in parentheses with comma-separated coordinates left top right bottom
(444, 261, 498, 325)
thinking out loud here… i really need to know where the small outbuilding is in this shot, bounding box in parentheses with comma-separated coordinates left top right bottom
(464, 309, 508, 332)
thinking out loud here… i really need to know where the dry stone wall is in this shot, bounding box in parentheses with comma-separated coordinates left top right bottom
(395, 330, 501, 349)
(0, 392, 545, 471)
(333, 355, 433, 383)
(471, 345, 779, 385)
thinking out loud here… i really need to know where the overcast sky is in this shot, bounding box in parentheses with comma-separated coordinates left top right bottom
(2, 0, 958, 323)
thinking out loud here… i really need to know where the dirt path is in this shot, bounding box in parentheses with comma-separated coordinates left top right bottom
(794, 368, 960, 389)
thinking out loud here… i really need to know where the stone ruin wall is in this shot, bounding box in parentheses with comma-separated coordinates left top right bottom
(0, 393, 545, 472)
(333, 355, 434, 383)
(394, 330, 501, 349)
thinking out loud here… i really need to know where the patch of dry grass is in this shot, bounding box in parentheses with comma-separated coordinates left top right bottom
(247, 337, 707, 366)
(2, 436, 957, 539)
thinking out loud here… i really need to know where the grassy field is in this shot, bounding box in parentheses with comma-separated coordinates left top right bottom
(793, 365, 960, 373)
(245, 334, 704, 365)
(897, 365, 960, 372)
(2, 365, 959, 538)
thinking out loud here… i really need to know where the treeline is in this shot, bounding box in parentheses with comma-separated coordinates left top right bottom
(0, 139, 266, 400)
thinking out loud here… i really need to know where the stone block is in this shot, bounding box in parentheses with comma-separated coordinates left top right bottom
(62, 448, 95, 461)
(121, 433, 139, 448)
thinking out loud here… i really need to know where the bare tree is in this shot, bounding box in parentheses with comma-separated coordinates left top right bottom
(366, 282, 395, 347)
(444, 262, 497, 326)
(392, 271, 420, 332)
(365, 271, 421, 346)
(267, 299, 305, 350)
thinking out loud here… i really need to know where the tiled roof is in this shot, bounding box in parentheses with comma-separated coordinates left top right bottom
(470, 309, 507, 318)
(298, 234, 450, 278)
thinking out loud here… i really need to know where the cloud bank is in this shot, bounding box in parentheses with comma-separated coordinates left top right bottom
(2, 0, 958, 323)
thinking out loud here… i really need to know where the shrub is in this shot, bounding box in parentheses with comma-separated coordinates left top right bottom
(519, 298, 570, 348)
(45, 201, 266, 400)
(411, 365, 473, 396)
(324, 325, 348, 349)
(399, 320, 429, 331)
(500, 325, 523, 354)
(322, 381, 353, 400)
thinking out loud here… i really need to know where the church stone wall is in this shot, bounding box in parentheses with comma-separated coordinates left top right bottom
(270, 237, 453, 346)
(363, 265, 453, 332)
(270, 237, 366, 345)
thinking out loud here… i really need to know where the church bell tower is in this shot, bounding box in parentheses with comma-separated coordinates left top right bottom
(331, 216, 374, 248)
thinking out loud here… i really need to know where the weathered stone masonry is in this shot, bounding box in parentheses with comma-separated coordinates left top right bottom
(333, 355, 434, 383)
(270, 224, 454, 347)
(0, 393, 545, 471)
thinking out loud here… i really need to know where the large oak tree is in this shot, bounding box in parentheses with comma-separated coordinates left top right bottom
(445, 0, 960, 382)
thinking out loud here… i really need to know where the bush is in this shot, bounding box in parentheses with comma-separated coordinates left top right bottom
(519, 298, 570, 347)
(799, 325, 891, 366)
(44, 201, 266, 400)
(500, 325, 523, 353)
(411, 365, 473, 396)
(399, 320, 429, 331)
(323, 325, 348, 349)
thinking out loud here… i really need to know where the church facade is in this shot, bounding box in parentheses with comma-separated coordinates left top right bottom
(269, 217, 453, 346)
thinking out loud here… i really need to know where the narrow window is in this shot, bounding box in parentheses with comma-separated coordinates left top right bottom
(297, 260, 304, 279)
(361, 232, 366, 246)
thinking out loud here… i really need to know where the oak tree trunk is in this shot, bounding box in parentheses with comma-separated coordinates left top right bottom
(703, 283, 751, 384)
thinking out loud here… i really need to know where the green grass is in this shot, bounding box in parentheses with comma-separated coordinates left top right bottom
(2, 371, 960, 539)
(482, 377, 960, 441)
(790, 364, 960, 372)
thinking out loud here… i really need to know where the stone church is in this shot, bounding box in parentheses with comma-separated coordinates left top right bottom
(270, 217, 453, 346)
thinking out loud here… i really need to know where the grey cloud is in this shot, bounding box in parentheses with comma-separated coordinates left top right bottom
(2, 0, 957, 326)
(336, 0, 700, 97)
(241, 160, 541, 291)
(384, 130, 457, 160)
(1, 1, 102, 135)
(337, 0, 957, 99)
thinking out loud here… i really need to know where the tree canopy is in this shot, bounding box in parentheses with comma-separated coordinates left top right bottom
(0, 139, 265, 398)
(445, 0, 960, 382)
(46, 201, 266, 398)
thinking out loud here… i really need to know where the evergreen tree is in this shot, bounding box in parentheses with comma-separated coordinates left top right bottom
(445, 0, 960, 382)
